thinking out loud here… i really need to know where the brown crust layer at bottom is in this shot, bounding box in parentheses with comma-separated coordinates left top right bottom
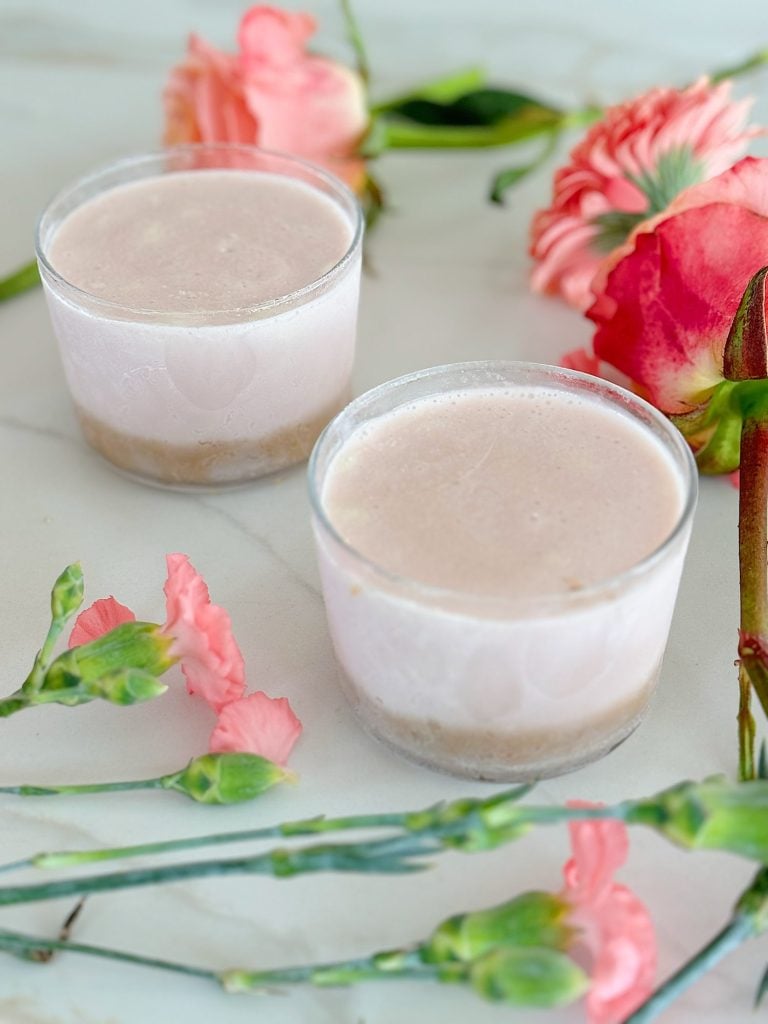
(337, 669, 660, 782)
(75, 393, 350, 486)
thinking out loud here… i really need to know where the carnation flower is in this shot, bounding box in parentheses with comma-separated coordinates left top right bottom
(68, 596, 136, 648)
(163, 5, 368, 190)
(530, 78, 759, 311)
(562, 810, 656, 1024)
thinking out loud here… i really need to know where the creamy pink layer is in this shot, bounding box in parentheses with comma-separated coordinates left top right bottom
(322, 387, 683, 599)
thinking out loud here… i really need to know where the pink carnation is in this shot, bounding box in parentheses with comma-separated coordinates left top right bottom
(209, 691, 302, 765)
(530, 78, 759, 311)
(163, 5, 368, 190)
(562, 809, 656, 1024)
(163, 553, 245, 713)
(68, 596, 136, 648)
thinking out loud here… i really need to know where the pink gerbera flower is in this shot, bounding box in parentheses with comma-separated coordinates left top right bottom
(530, 78, 759, 311)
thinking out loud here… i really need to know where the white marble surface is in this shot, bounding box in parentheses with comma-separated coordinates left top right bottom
(1, 2, 768, 1021)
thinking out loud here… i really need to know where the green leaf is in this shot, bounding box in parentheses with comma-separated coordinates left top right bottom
(371, 67, 486, 115)
(0, 260, 40, 303)
(465, 946, 587, 1007)
(386, 88, 561, 127)
(162, 753, 291, 805)
(50, 564, 84, 622)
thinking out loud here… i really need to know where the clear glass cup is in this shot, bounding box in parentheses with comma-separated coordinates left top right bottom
(309, 361, 698, 781)
(36, 145, 364, 489)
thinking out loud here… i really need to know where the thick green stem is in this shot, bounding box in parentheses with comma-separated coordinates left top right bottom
(736, 418, 768, 778)
(622, 916, 754, 1022)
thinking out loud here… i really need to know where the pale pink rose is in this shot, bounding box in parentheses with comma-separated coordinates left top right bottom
(209, 691, 302, 765)
(562, 808, 656, 1024)
(163, 5, 368, 190)
(68, 596, 136, 648)
(530, 78, 759, 311)
(163, 553, 246, 713)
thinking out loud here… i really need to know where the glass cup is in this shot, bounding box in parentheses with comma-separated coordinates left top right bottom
(36, 145, 364, 489)
(309, 361, 698, 781)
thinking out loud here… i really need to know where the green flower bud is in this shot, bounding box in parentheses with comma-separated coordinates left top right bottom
(50, 563, 85, 622)
(31, 623, 174, 709)
(630, 778, 768, 861)
(66, 622, 175, 681)
(84, 668, 168, 705)
(462, 946, 588, 1007)
(423, 892, 573, 964)
(162, 753, 293, 805)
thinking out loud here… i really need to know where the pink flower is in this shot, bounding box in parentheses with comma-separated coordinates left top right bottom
(163, 5, 368, 190)
(562, 809, 656, 1024)
(68, 597, 136, 648)
(209, 691, 302, 765)
(163, 553, 245, 713)
(530, 78, 759, 311)
(586, 156, 768, 415)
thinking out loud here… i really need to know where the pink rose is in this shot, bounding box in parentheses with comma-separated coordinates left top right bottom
(163, 5, 368, 190)
(530, 79, 759, 311)
(584, 157, 768, 415)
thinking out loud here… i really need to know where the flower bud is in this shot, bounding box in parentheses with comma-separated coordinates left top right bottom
(629, 777, 768, 861)
(50, 563, 84, 622)
(162, 753, 293, 805)
(423, 892, 572, 964)
(463, 946, 587, 1007)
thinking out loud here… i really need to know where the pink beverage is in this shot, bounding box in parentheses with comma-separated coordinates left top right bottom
(310, 362, 697, 781)
(36, 147, 363, 488)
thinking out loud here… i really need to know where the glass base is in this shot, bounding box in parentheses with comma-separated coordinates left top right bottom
(336, 667, 658, 782)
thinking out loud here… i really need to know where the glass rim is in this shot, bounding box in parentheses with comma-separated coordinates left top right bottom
(34, 143, 365, 324)
(308, 360, 699, 616)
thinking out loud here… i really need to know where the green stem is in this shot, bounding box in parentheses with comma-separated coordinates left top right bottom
(0, 833, 443, 907)
(0, 693, 29, 718)
(622, 916, 754, 1022)
(710, 48, 768, 84)
(0, 927, 215, 982)
(0, 260, 39, 302)
(0, 777, 166, 797)
(339, 0, 369, 85)
(223, 949, 428, 991)
(6, 789, 613, 874)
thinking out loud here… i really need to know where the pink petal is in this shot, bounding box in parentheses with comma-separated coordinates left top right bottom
(209, 691, 302, 765)
(68, 597, 136, 649)
(562, 809, 656, 1024)
(163, 553, 245, 713)
(562, 347, 602, 376)
(589, 193, 768, 413)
